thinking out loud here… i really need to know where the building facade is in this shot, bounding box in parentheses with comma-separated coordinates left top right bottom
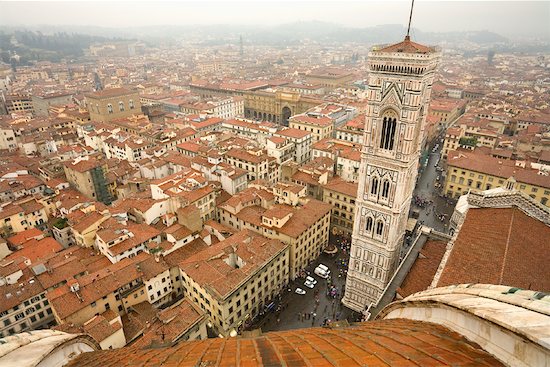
(343, 37, 440, 312)
(445, 150, 550, 206)
(243, 91, 320, 125)
(63, 157, 113, 205)
(322, 177, 358, 236)
(85, 88, 141, 123)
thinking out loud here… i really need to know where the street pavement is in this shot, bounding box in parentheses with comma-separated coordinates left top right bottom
(254, 243, 359, 333)
(412, 140, 455, 232)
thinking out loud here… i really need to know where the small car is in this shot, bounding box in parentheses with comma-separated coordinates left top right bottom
(306, 276, 318, 285)
(317, 264, 329, 272)
(295, 288, 306, 295)
(304, 280, 315, 288)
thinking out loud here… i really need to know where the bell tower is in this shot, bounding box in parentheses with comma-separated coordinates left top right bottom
(342, 37, 440, 313)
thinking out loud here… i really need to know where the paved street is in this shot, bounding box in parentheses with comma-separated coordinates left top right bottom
(412, 139, 455, 232)
(250, 242, 359, 333)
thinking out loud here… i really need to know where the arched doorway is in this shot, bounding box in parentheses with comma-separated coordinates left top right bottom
(281, 106, 292, 126)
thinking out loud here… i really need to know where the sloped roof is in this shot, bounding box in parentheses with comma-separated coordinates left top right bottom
(67, 319, 503, 367)
(377, 36, 434, 54)
(437, 207, 550, 291)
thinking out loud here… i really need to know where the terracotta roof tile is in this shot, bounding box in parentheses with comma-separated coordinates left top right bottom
(67, 319, 504, 367)
(377, 37, 434, 54)
(323, 177, 358, 197)
(437, 207, 550, 291)
(397, 240, 447, 298)
(447, 149, 550, 188)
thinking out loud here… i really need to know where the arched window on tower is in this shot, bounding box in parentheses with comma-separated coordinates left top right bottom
(107, 104, 113, 114)
(370, 177, 379, 195)
(365, 217, 373, 233)
(118, 101, 125, 112)
(376, 220, 384, 236)
(381, 180, 390, 199)
(380, 112, 397, 150)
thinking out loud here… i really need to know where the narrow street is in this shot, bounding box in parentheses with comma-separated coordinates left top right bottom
(412, 139, 455, 232)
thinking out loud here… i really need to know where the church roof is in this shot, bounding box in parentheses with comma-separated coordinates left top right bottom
(67, 319, 503, 366)
(377, 36, 433, 54)
(437, 207, 550, 291)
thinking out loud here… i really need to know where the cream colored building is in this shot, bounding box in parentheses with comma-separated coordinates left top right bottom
(217, 186, 332, 279)
(69, 210, 108, 248)
(48, 253, 171, 326)
(178, 230, 289, 336)
(63, 156, 113, 205)
(85, 88, 141, 123)
(224, 148, 279, 185)
(289, 114, 333, 143)
(445, 150, 550, 206)
(322, 177, 358, 236)
(304, 68, 355, 90)
(150, 170, 216, 221)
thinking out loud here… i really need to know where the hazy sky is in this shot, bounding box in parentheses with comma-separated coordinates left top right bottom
(0, 1, 548, 37)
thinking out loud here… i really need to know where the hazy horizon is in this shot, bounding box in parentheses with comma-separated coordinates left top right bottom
(0, 1, 549, 38)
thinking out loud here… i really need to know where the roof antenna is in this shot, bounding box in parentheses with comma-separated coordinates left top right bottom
(406, 0, 415, 41)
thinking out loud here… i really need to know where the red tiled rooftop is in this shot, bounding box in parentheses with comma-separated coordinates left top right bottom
(7, 228, 44, 246)
(377, 36, 434, 54)
(437, 207, 550, 292)
(323, 177, 358, 197)
(68, 319, 503, 367)
(447, 149, 550, 189)
(397, 240, 447, 298)
(85, 87, 135, 99)
(276, 128, 311, 139)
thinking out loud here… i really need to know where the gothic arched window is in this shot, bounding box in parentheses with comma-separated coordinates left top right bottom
(381, 180, 390, 199)
(376, 220, 384, 236)
(365, 217, 373, 233)
(118, 101, 125, 112)
(380, 112, 397, 150)
(371, 177, 379, 196)
(107, 104, 113, 114)
(129, 99, 135, 109)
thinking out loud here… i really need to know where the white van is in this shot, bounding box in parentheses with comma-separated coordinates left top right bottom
(317, 264, 329, 273)
(314, 267, 329, 279)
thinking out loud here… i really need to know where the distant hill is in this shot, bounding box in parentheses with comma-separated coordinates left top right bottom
(0, 29, 126, 64)
(0, 22, 529, 64)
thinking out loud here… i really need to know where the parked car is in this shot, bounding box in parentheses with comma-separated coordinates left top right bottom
(306, 276, 317, 285)
(314, 267, 330, 279)
(304, 279, 316, 288)
(295, 288, 306, 295)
